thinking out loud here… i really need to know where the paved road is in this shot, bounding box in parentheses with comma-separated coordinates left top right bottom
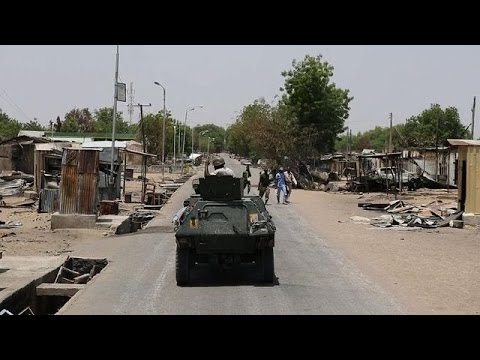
(59, 155, 402, 314)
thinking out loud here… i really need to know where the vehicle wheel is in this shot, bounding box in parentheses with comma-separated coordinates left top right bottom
(256, 250, 264, 282)
(176, 246, 190, 286)
(189, 250, 196, 268)
(262, 247, 274, 283)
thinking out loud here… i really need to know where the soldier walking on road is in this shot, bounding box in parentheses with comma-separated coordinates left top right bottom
(258, 169, 271, 204)
(285, 168, 297, 201)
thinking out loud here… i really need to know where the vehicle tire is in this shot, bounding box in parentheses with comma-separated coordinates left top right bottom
(256, 250, 264, 282)
(176, 246, 190, 286)
(262, 247, 274, 283)
(189, 249, 196, 268)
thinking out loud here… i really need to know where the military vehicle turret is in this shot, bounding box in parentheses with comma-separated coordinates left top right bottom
(174, 175, 276, 286)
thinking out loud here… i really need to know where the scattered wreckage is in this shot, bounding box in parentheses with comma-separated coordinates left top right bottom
(355, 199, 464, 229)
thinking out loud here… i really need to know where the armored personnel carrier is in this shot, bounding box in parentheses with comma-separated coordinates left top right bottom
(174, 176, 276, 286)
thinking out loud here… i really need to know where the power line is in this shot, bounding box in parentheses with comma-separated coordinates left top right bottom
(0, 89, 32, 122)
(0, 92, 29, 122)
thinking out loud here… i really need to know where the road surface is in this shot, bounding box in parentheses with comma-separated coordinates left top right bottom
(59, 155, 402, 314)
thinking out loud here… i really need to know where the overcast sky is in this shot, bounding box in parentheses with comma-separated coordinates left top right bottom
(0, 45, 479, 137)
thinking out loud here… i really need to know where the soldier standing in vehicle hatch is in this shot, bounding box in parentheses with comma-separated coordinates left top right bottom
(204, 155, 235, 177)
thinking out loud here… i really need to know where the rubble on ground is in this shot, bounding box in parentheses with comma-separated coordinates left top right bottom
(354, 198, 464, 229)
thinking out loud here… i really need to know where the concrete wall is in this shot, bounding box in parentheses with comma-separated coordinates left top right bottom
(464, 146, 480, 214)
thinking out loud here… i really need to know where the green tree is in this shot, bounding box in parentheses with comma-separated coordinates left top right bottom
(226, 99, 294, 162)
(194, 124, 226, 154)
(22, 118, 46, 131)
(402, 104, 469, 147)
(63, 108, 94, 132)
(336, 125, 407, 153)
(281, 54, 353, 154)
(0, 110, 21, 141)
(52, 116, 62, 132)
(93, 107, 136, 134)
(138, 111, 178, 161)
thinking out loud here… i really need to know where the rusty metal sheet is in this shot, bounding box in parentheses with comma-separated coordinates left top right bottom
(78, 150, 99, 174)
(59, 149, 100, 214)
(77, 173, 98, 214)
(62, 149, 78, 166)
(39, 189, 59, 213)
(59, 164, 78, 214)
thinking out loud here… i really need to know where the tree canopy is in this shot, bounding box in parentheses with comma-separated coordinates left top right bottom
(0, 110, 21, 141)
(227, 54, 353, 162)
(281, 54, 353, 154)
(401, 104, 469, 147)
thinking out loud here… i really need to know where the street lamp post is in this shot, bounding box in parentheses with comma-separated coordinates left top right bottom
(192, 127, 194, 154)
(173, 123, 176, 168)
(208, 137, 215, 154)
(154, 81, 166, 182)
(181, 105, 203, 173)
(200, 130, 209, 153)
(110, 45, 120, 187)
(177, 119, 181, 160)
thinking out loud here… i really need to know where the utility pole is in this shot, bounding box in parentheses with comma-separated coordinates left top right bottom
(173, 123, 176, 169)
(192, 127, 194, 154)
(110, 45, 120, 188)
(181, 109, 188, 174)
(127, 82, 135, 123)
(133, 103, 151, 204)
(177, 119, 181, 160)
(389, 112, 393, 153)
(349, 129, 352, 154)
(346, 127, 350, 153)
(435, 115, 440, 182)
(472, 96, 476, 140)
(154, 81, 167, 182)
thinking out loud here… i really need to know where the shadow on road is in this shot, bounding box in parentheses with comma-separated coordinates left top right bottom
(184, 263, 279, 287)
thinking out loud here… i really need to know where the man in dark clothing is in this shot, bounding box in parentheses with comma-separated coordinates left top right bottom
(258, 169, 271, 204)
(243, 163, 252, 193)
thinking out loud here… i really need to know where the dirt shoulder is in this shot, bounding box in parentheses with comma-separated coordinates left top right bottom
(289, 188, 480, 314)
(0, 170, 190, 257)
(0, 205, 104, 256)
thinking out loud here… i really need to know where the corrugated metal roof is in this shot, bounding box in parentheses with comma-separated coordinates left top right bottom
(447, 139, 480, 146)
(122, 148, 157, 157)
(49, 137, 93, 143)
(0, 135, 50, 145)
(35, 142, 78, 151)
(82, 141, 127, 148)
(17, 130, 46, 137)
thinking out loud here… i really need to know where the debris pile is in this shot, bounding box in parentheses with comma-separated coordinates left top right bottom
(130, 210, 155, 229)
(53, 257, 107, 284)
(0, 220, 22, 229)
(357, 199, 463, 229)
